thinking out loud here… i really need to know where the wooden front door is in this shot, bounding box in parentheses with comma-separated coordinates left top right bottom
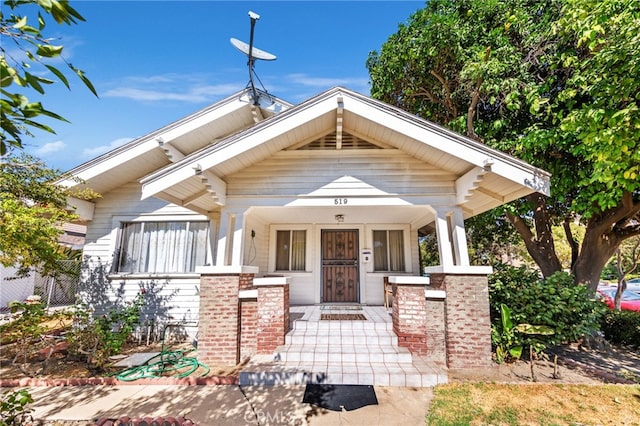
(322, 229, 359, 303)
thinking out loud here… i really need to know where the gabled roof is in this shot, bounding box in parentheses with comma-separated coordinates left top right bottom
(58, 89, 292, 195)
(138, 86, 550, 218)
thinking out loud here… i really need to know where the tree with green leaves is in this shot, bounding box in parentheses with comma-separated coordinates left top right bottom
(0, 153, 92, 278)
(1, 0, 97, 155)
(1, 1, 98, 278)
(367, 0, 640, 290)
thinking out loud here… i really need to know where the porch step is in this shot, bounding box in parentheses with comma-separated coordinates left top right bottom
(239, 307, 448, 387)
(239, 358, 448, 387)
(275, 344, 412, 364)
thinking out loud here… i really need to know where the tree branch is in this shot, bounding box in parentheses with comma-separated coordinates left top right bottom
(429, 69, 458, 117)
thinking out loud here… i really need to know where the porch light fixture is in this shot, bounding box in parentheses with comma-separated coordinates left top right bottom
(335, 214, 344, 223)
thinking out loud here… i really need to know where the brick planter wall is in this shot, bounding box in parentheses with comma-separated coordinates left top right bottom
(256, 284, 290, 354)
(240, 299, 258, 360)
(392, 283, 428, 355)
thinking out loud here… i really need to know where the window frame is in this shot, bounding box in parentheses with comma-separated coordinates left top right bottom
(270, 226, 310, 273)
(371, 227, 409, 273)
(111, 215, 211, 275)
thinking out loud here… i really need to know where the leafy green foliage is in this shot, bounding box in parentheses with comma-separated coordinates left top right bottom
(489, 265, 606, 347)
(0, 153, 97, 278)
(66, 291, 146, 371)
(0, 389, 33, 426)
(5, 299, 47, 358)
(599, 310, 640, 348)
(1, 0, 97, 154)
(367, 0, 640, 288)
(1, 297, 69, 376)
(492, 303, 554, 363)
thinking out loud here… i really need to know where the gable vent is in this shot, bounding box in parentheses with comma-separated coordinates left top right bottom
(295, 131, 382, 150)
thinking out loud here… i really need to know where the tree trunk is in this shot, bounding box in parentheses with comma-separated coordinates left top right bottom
(573, 192, 640, 292)
(573, 229, 619, 292)
(563, 217, 579, 273)
(506, 193, 563, 277)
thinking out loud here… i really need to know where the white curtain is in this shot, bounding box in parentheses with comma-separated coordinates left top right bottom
(291, 230, 306, 271)
(388, 230, 405, 272)
(373, 230, 388, 271)
(373, 230, 405, 272)
(117, 221, 208, 273)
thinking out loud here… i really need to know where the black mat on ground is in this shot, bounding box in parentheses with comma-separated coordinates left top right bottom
(302, 384, 378, 411)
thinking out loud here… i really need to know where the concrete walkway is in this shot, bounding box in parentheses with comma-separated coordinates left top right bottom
(26, 384, 433, 425)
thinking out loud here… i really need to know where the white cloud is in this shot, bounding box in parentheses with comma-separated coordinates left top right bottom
(34, 141, 66, 155)
(284, 73, 369, 89)
(102, 73, 243, 103)
(82, 137, 133, 158)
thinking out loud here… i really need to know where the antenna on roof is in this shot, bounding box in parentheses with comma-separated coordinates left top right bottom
(230, 11, 277, 105)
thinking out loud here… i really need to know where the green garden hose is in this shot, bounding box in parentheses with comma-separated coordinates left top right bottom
(112, 323, 209, 381)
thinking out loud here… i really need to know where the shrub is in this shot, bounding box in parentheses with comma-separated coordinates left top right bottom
(0, 389, 33, 426)
(66, 291, 145, 371)
(599, 309, 640, 347)
(489, 265, 606, 348)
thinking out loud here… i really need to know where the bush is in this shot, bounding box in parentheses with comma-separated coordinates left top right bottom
(0, 389, 33, 426)
(489, 265, 606, 348)
(599, 309, 640, 347)
(66, 291, 145, 371)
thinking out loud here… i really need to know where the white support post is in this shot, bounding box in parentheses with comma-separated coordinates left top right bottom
(230, 212, 245, 266)
(450, 207, 470, 266)
(434, 210, 455, 267)
(216, 212, 232, 266)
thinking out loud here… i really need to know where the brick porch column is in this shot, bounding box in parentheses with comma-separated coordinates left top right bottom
(196, 266, 257, 366)
(390, 276, 430, 355)
(426, 266, 493, 369)
(254, 277, 290, 354)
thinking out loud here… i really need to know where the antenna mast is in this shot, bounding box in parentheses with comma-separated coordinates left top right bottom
(230, 11, 277, 105)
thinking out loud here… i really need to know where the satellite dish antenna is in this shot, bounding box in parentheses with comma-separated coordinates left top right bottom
(230, 11, 277, 105)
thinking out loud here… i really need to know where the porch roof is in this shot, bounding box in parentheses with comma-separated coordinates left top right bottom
(139, 87, 550, 219)
(57, 89, 292, 195)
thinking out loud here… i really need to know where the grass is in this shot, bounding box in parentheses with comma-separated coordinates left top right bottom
(427, 383, 640, 425)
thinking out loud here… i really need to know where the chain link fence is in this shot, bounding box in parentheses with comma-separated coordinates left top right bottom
(36, 260, 81, 308)
(1, 261, 81, 311)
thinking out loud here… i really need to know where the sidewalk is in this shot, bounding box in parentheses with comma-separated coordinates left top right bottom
(25, 384, 434, 425)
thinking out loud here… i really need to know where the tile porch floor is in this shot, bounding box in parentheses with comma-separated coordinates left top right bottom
(240, 305, 448, 387)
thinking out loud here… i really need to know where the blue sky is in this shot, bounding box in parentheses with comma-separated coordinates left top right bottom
(20, 1, 424, 171)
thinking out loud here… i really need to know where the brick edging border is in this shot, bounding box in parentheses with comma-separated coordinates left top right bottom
(0, 375, 239, 387)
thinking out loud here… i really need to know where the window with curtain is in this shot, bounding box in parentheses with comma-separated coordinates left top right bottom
(116, 221, 209, 273)
(275, 230, 306, 271)
(373, 230, 405, 272)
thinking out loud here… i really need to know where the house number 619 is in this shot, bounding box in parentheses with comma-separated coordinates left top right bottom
(334, 198, 348, 205)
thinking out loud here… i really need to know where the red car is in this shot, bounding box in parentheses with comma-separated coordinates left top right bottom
(596, 288, 640, 312)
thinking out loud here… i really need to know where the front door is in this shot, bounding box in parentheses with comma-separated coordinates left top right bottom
(322, 229, 359, 303)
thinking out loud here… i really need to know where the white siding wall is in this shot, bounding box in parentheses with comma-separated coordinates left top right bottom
(82, 182, 211, 324)
(226, 150, 455, 198)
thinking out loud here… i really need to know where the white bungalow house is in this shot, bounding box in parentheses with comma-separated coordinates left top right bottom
(61, 86, 550, 370)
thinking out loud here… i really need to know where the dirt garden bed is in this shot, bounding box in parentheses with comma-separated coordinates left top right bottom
(1, 336, 638, 386)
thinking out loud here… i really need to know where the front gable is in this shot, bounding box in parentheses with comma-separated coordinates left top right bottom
(139, 87, 550, 219)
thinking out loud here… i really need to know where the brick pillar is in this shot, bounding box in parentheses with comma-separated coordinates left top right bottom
(425, 296, 447, 365)
(255, 279, 290, 354)
(434, 273, 493, 368)
(391, 280, 428, 355)
(239, 298, 258, 360)
(197, 272, 255, 366)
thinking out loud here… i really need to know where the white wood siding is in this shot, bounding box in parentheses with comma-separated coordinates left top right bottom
(226, 150, 455, 198)
(82, 182, 211, 324)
